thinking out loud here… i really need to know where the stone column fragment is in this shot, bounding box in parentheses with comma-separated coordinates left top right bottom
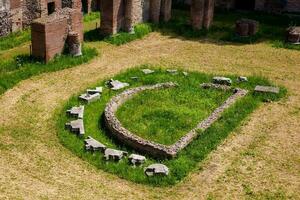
(150, 0, 161, 23)
(160, 0, 172, 22)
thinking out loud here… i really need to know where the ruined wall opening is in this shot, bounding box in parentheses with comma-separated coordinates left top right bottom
(81, 0, 88, 13)
(48, 2, 56, 15)
(235, 0, 255, 10)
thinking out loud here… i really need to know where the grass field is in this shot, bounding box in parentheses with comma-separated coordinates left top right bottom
(57, 67, 285, 186)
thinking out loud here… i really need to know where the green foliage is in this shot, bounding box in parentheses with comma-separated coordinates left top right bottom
(83, 12, 100, 22)
(57, 67, 286, 186)
(0, 46, 98, 95)
(0, 29, 31, 51)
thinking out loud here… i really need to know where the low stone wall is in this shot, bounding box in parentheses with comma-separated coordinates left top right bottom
(104, 82, 248, 158)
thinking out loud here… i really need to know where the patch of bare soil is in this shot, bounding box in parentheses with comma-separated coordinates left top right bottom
(0, 33, 299, 199)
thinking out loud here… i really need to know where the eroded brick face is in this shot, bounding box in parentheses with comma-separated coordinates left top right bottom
(31, 8, 83, 62)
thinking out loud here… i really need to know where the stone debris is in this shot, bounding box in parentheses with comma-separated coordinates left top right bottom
(237, 76, 248, 82)
(107, 79, 129, 90)
(65, 119, 85, 136)
(79, 93, 100, 103)
(254, 85, 280, 94)
(183, 72, 188, 76)
(131, 77, 139, 81)
(144, 164, 169, 176)
(104, 148, 128, 161)
(200, 83, 231, 90)
(128, 154, 146, 166)
(87, 87, 103, 94)
(66, 105, 84, 119)
(84, 136, 106, 152)
(212, 76, 232, 86)
(166, 69, 178, 75)
(141, 69, 155, 74)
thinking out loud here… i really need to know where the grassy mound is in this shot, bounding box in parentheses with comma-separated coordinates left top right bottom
(57, 67, 286, 186)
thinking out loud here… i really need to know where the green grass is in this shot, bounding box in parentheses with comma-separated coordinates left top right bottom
(0, 29, 31, 51)
(84, 23, 153, 45)
(116, 83, 231, 145)
(57, 66, 286, 186)
(0, 46, 98, 95)
(83, 12, 100, 23)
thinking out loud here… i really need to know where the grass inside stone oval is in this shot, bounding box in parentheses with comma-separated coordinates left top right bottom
(116, 86, 232, 145)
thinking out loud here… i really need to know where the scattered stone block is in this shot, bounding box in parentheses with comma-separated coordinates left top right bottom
(84, 136, 106, 152)
(237, 76, 248, 82)
(87, 87, 103, 94)
(107, 79, 130, 90)
(183, 72, 188, 76)
(236, 19, 259, 37)
(166, 69, 178, 75)
(200, 83, 231, 90)
(212, 77, 232, 86)
(104, 148, 128, 161)
(79, 93, 100, 103)
(144, 164, 169, 176)
(254, 85, 280, 94)
(131, 77, 139, 81)
(128, 154, 146, 166)
(65, 119, 85, 136)
(141, 69, 155, 74)
(286, 26, 300, 44)
(66, 105, 84, 119)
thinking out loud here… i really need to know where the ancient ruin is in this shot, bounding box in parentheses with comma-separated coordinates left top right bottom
(104, 82, 248, 158)
(286, 26, 300, 44)
(100, 0, 215, 35)
(144, 163, 169, 176)
(236, 19, 259, 37)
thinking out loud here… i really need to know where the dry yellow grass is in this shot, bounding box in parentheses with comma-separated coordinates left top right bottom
(0, 33, 299, 199)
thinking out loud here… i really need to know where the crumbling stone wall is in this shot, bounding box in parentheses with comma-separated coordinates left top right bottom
(0, 10, 11, 37)
(22, 0, 42, 27)
(31, 8, 83, 62)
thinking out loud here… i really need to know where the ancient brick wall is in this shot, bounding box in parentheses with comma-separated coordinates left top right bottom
(0, 10, 12, 37)
(31, 8, 83, 62)
(286, 0, 300, 13)
(10, 0, 23, 32)
(22, 0, 42, 27)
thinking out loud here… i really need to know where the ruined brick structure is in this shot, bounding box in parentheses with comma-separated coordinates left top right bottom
(0, 0, 84, 37)
(31, 8, 83, 62)
(100, 0, 214, 35)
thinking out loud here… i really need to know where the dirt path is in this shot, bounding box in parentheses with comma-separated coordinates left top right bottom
(0, 33, 299, 199)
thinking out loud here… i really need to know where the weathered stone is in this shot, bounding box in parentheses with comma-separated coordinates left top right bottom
(131, 76, 139, 81)
(128, 154, 146, 165)
(183, 72, 188, 76)
(166, 69, 178, 75)
(212, 77, 232, 86)
(66, 105, 84, 119)
(65, 119, 85, 136)
(67, 31, 82, 57)
(236, 19, 259, 37)
(200, 83, 231, 90)
(191, 0, 215, 30)
(254, 85, 280, 94)
(84, 136, 106, 152)
(87, 86, 103, 94)
(237, 76, 248, 82)
(79, 93, 100, 103)
(286, 27, 300, 44)
(107, 79, 130, 90)
(141, 69, 155, 74)
(144, 163, 169, 176)
(104, 148, 128, 161)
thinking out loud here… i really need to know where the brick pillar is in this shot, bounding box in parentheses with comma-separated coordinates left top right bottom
(160, 0, 172, 22)
(125, 0, 134, 32)
(203, 0, 214, 29)
(150, 0, 161, 23)
(191, 0, 205, 30)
